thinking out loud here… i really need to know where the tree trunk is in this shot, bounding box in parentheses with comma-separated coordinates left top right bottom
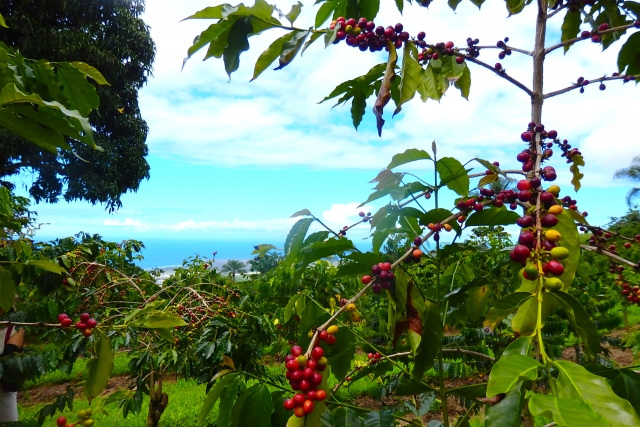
(147, 370, 169, 427)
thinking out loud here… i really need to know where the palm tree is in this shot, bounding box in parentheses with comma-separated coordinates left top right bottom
(614, 156, 640, 209)
(221, 260, 247, 281)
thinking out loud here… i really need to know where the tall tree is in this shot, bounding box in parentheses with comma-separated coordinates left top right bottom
(0, 0, 155, 212)
(614, 156, 640, 208)
(221, 260, 247, 281)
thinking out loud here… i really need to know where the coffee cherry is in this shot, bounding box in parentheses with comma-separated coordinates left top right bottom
(456, 57, 464, 64)
(544, 277, 563, 292)
(82, 329, 93, 338)
(316, 390, 327, 401)
(598, 23, 609, 31)
(599, 83, 606, 90)
(518, 231, 535, 248)
(581, 30, 591, 38)
(58, 314, 68, 323)
(319, 330, 329, 341)
(591, 35, 601, 43)
(86, 318, 97, 329)
(284, 398, 296, 410)
(548, 205, 563, 215)
(542, 166, 557, 181)
(57, 416, 67, 427)
(445, 41, 454, 49)
(311, 346, 324, 360)
(541, 214, 559, 228)
(371, 264, 382, 275)
(61, 318, 73, 327)
(380, 262, 392, 271)
(76, 322, 87, 330)
(529, 177, 541, 188)
(361, 275, 372, 284)
(510, 245, 531, 262)
(518, 191, 532, 202)
(522, 161, 534, 172)
(294, 406, 305, 418)
(625, 242, 632, 249)
(299, 379, 311, 391)
(346, 303, 356, 312)
(291, 345, 303, 357)
(517, 216, 534, 228)
(521, 132, 532, 142)
(547, 130, 558, 139)
(417, 31, 426, 40)
(327, 325, 338, 335)
(372, 283, 383, 294)
(350, 312, 361, 322)
(80, 313, 90, 323)
(547, 260, 565, 276)
(326, 334, 337, 345)
(546, 230, 561, 242)
(517, 151, 531, 162)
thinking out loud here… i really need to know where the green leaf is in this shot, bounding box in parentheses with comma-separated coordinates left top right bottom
(252, 32, 295, 81)
(528, 393, 608, 427)
(252, 244, 278, 256)
(351, 91, 367, 129)
(284, 294, 301, 323)
(333, 407, 364, 427)
(551, 209, 581, 290)
(618, 32, 640, 75)
(284, 218, 315, 265)
(325, 326, 357, 380)
(486, 354, 541, 397)
(0, 13, 7, 28)
(0, 266, 16, 312)
(84, 331, 114, 402)
(315, 1, 338, 28)
(419, 208, 461, 235)
(395, 376, 434, 396)
(123, 300, 165, 324)
(295, 238, 355, 280)
(363, 410, 394, 427)
(156, 328, 174, 343)
(570, 154, 585, 191)
(466, 283, 492, 321)
(511, 292, 557, 336)
(28, 260, 64, 274)
(485, 382, 525, 427)
(224, 375, 245, 427)
(437, 157, 470, 196)
(454, 64, 471, 99)
(286, 2, 303, 23)
(70, 62, 109, 86)
(395, 0, 404, 13)
(465, 207, 520, 227)
(237, 385, 274, 427)
(129, 312, 188, 328)
(449, 0, 464, 10)
(506, 0, 528, 15)
(301, 31, 323, 56)
(287, 414, 306, 427)
(321, 410, 335, 426)
(555, 360, 640, 427)
(440, 55, 466, 79)
(413, 299, 443, 378)
(373, 42, 397, 136)
(394, 43, 422, 115)
(336, 252, 385, 277)
(611, 370, 640, 416)
(182, 6, 225, 20)
(549, 291, 601, 359)
(447, 383, 488, 400)
(484, 293, 532, 331)
(479, 174, 498, 187)
(276, 30, 310, 70)
(199, 372, 238, 423)
(419, 63, 443, 102)
(501, 336, 533, 357)
(387, 149, 432, 170)
(561, 11, 582, 53)
(57, 63, 100, 117)
(291, 209, 313, 217)
(223, 16, 253, 79)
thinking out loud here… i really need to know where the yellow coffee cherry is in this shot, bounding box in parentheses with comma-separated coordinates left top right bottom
(548, 205, 563, 215)
(350, 312, 361, 322)
(345, 303, 356, 312)
(77, 410, 87, 420)
(545, 230, 562, 242)
(547, 185, 561, 196)
(327, 325, 339, 335)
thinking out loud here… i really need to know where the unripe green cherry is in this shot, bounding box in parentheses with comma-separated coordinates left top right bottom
(544, 277, 563, 292)
(297, 355, 307, 367)
(549, 247, 570, 260)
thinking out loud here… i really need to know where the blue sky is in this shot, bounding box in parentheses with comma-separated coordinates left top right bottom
(11, 0, 638, 265)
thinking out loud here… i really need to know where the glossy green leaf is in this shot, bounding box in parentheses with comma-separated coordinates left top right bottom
(363, 410, 394, 427)
(199, 372, 238, 423)
(440, 56, 465, 79)
(413, 299, 443, 378)
(485, 382, 525, 427)
(251, 244, 277, 256)
(551, 209, 581, 290)
(483, 292, 532, 330)
(227, 380, 249, 427)
(387, 149, 432, 170)
(223, 16, 253, 79)
(336, 252, 384, 277)
(129, 312, 187, 328)
(570, 154, 585, 191)
(276, 30, 310, 70)
(286, 414, 305, 427)
(284, 218, 314, 265)
(419, 63, 443, 102)
(296, 238, 355, 271)
(333, 407, 364, 427)
(506, 0, 528, 15)
(271, 393, 290, 427)
(325, 326, 357, 380)
(28, 260, 64, 274)
(465, 207, 520, 227)
(69, 62, 109, 86)
(479, 174, 498, 187)
(284, 294, 301, 323)
(555, 360, 640, 427)
(511, 292, 558, 336)
(57, 63, 100, 116)
(454, 64, 471, 99)
(321, 63, 386, 104)
(394, 43, 422, 115)
(0, 13, 7, 28)
(252, 32, 295, 81)
(237, 385, 274, 427)
(561, 10, 582, 53)
(84, 331, 114, 402)
(528, 393, 608, 427)
(437, 157, 469, 196)
(611, 370, 640, 416)
(549, 291, 601, 358)
(487, 354, 541, 397)
(315, 0, 338, 28)
(182, 5, 225, 20)
(501, 336, 533, 357)
(466, 283, 492, 321)
(351, 91, 367, 129)
(447, 383, 487, 400)
(618, 32, 640, 75)
(0, 266, 16, 312)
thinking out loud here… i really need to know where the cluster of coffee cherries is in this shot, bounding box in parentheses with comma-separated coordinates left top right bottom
(339, 299, 361, 322)
(56, 408, 95, 427)
(58, 312, 97, 338)
(552, 137, 583, 165)
(417, 41, 466, 65)
(367, 351, 383, 364)
(496, 37, 513, 60)
(615, 271, 640, 306)
(307, 325, 339, 345)
(361, 261, 397, 294)
(283, 345, 328, 417)
(586, 228, 640, 251)
(425, 222, 453, 242)
(329, 17, 413, 51)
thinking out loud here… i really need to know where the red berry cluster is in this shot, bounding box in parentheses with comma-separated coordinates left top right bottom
(358, 211, 372, 223)
(366, 351, 382, 363)
(283, 345, 328, 418)
(330, 17, 410, 51)
(617, 278, 640, 306)
(417, 40, 466, 65)
(362, 262, 395, 294)
(496, 37, 512, 60)
(58, 312, 97, 337)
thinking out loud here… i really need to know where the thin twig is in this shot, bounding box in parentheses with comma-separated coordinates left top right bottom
(547, 3, 568, 19)
(442, 348, 495, 362)
(581, 244, 639, 269)
(542, 423, 557, 427)
(465, 45, 533, 56)
(545, 23, 636, 54)
(578, 224, 636, 242)
(457, 54, 534, 96)
(544, 75, 626, 99)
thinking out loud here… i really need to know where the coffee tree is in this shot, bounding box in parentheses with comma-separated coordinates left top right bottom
(183, 0, 640, 426)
